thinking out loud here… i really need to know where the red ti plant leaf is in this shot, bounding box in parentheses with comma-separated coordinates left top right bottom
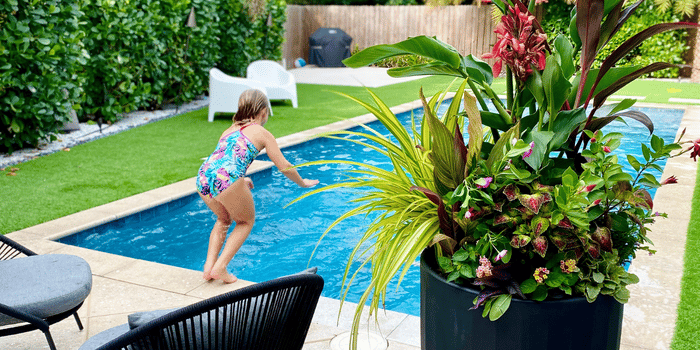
(599, 0, 643, 49)
(591, 226, 613, 252)
(411, 186, 457, 240)
(574, 0, 605, 108)
(593, 62, 679, 111)
(533, 236, 548, 258)
(585, 110, 653, 136)
(470, 289, 503, 310)
(590, 22, 700, 105)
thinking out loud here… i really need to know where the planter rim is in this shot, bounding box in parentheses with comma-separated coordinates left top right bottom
(419, 248, 621, 306)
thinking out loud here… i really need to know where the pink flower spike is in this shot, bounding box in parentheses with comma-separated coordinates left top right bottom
(495, 249, 508, 262)
(582, 184, 596, 193)
(475, 177, 493, 189)
(603, 146, 612, 153)
(661, 175, 678, 185)
(522, 141, 535, 159)
(592, 199, 602, 206)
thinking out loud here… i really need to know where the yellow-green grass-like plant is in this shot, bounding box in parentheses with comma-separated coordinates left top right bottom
(288, 80, 473, 349)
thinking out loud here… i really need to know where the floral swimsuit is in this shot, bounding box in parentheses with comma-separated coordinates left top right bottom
(196, 124, 260, 198)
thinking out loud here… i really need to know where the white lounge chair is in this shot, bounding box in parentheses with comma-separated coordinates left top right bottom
(246, 60, 298, 108)
(208, 68, 273, 122)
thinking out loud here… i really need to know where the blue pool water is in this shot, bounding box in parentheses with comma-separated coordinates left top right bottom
(59, 102, 684, 316)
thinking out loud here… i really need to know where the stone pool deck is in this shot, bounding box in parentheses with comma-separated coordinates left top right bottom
(2, 99, 699, 350)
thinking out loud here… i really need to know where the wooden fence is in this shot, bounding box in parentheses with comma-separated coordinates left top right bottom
(282, 5, 497, 69)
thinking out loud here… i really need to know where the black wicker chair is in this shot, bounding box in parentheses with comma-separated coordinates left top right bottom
(81, 272, 324, 350)
(0, 235, 92, 350)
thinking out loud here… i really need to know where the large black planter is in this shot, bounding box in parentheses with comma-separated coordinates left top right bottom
(420, 248, 624, 350)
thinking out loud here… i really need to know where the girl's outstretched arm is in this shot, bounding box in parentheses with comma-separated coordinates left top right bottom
(260, 129, 318, 188)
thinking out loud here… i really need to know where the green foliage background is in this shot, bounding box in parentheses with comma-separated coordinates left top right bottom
(0, 0, 86, 153)
(217, 0, 286, 77)
(0, 0, 286, 153)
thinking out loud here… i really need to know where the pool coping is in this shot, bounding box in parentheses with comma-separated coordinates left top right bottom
(5, 99, 698, 350)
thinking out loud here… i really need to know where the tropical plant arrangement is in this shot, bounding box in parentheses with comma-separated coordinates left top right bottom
(291, 0, 698, 348)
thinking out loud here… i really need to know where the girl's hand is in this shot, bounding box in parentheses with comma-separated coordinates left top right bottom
(301, 179, 319, 188)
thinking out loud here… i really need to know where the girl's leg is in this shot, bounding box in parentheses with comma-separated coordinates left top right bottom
(198, 192, 232, 281)
(210, 178, 256, 283)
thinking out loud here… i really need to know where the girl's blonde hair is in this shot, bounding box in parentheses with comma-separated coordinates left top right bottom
(234, 89, 269, 123)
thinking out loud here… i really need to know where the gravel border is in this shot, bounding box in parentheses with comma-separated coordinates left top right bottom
(1, 97, 209, 169)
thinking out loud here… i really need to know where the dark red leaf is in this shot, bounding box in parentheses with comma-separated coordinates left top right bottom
(575, 0, 605, 107)
(593, 62, 679, 110)
(591, 22, 700, 102)
(586, 110, 653, 136)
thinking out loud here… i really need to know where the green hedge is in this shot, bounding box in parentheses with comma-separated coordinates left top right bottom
(0, 0, 85, 153)
(0, 0, 286, 153)
(217, 0, 286, 77)
(79, 0, 220, 122)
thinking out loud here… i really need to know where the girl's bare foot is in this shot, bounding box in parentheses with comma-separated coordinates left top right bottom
(203, 261, 215, 281)
(211, 267, 238, 283)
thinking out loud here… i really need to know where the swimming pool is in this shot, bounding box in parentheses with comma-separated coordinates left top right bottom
(58, 101, 685, 317)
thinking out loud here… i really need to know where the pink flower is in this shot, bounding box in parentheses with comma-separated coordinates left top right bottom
(464, 208, 474, 219)
(591, 137, 597, 143)
(592, 199, 602, 206)
(689, 138, 700, 161)
(661, 175, 678, 185)
(481, 3, 548, 81)
(476, 256, 493, 278)
(533, 267, 550, 283)
(522, 141, 534, 159)
(603, 146, 611, 153)
(475, 177, 493, 189)
(495, 249, 508, 262)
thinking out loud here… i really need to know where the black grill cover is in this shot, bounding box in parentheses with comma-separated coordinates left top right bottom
(308, 28, 352, 67)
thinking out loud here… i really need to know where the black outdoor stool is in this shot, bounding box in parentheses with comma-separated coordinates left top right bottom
(0, 235, 93, 350)
(79, 270, 324, 350)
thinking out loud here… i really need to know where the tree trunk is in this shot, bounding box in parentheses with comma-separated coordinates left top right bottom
(690, 6, 700, 82)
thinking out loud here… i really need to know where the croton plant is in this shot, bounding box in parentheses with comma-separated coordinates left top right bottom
(293, 0, 699, 347)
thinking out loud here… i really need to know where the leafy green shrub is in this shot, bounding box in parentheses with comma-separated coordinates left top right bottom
(216, 0, 286, 77)
(79, 0, 220, 123)
(0, 0, 85, 153)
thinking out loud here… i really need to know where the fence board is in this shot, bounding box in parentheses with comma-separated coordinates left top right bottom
(283, 5, 496, 68)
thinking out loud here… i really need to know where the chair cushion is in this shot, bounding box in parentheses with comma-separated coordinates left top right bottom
(77, 323, 131, 350)
(128, 308, 178, 329)
(0, 254, 92, 326)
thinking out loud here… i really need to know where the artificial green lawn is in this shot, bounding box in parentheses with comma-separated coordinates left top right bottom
(671, 166, 700, 349)
(2, 75, 700, 346)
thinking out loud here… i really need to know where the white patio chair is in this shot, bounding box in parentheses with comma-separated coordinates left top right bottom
(208, 68, 273, 122)
(246, 60, 298, 108)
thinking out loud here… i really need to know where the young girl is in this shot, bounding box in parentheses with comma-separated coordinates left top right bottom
(196, 89, 318, 283)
